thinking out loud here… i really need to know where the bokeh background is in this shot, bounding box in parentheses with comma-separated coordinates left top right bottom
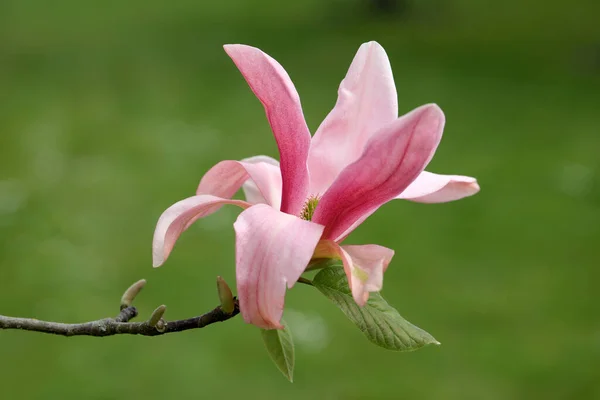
(1, 0, 599, 398)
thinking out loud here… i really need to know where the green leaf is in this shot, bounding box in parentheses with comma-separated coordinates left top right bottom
(260, 320, 295, 382)
(306, 258, 343, 271)
(313, 266, 440, 351)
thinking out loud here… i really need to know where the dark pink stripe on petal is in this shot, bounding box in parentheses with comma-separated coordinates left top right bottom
(313, 104, 445, 240)
(224, 45, 311, 216)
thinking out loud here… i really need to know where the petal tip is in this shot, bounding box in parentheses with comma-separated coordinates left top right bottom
(414, 103, 445, 135)
(271, 321, 285, 330)
(152, 238, 167, 268)
(421, 103, 444, 118)
(352, 290, 370, 307)
(152, 252, 165, 268)
(223, 44, 236, 56)
(262, 318, 284, 330)
(363, 40, 383, 48)
(461, 179, 481, 198)
(223, 44, 248, 57)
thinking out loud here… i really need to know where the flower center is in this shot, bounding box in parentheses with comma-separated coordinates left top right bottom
(300, 195, 320, 221)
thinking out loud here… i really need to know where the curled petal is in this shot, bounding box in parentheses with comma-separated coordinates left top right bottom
(313, 104, 445, 240)
(234, 204, 324, 329)
(331, 172, 480, 242)
(397, 171, 480, 203)
(241, 155, 280, 166)
(238, 156, 282, 207)
(308, 41, 398, 194)
(197, 159, 282, 209)
(336, 173, 479, 241)
(152, 195, 251, 267)
(313, 241, 394, 306)
(225, 44, 311, 216)
(342, 245, 394, 305)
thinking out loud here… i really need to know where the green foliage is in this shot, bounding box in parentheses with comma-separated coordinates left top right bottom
(260, 321, 295, 382)
(313, 267, 439, 351)
(306, 258, 343, 271)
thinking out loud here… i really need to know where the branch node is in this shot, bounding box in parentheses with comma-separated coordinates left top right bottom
(155, 319, 167, 333)
(115, 306, 138, 322)
(1, 278, 240, 336)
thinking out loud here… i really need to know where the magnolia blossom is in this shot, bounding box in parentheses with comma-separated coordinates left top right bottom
(152, 42, 479, 329)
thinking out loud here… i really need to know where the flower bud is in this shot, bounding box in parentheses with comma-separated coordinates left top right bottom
(120, 279, 147, 310)
(149, 304, 167, 327)
(217, 276, 235, 314)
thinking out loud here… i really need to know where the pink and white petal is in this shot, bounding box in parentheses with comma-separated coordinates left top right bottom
(242, 180, 267, 206)
(241, 155, 280, 167)
(196, 160, 282, 209)
(397, 171, 480, 203)
(239, 156, 283, 207)
(313, 104, 445, 240)
(342, 244, 395, 305)
(334, 173, 479, 242)
(312, 241, 394, 306)
(225, 45, 311, 216)
(152, 195, 251, 267)
(234, 204, 324, 329)
(308, 41, 398, 194)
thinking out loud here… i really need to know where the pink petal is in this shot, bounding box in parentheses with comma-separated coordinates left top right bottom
(224, 44, 311, 216)
(238, 156, 282, 207)
(342, 244, 394, 305)
(197, 160, 282, 209)
(328, 172, 480, 242)
(313, 240, 394, 306)
(313, 104, 445, 240)
(397, 171, 480, 203)
(234, 204, 324, 329)
(241, 155, 280, 166)
(308, 41, 398, 195)
(152, 195, 251, 267)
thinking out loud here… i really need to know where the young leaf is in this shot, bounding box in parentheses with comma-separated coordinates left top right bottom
(306, 258, 343, 271)
(313, 266, 440, 351)
(260, 321, 295, 382)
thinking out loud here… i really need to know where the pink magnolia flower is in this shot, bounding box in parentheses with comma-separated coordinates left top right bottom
(152, 41, 479, 329)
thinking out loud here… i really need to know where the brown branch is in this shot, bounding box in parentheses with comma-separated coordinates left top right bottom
(0, 279, 240, 337)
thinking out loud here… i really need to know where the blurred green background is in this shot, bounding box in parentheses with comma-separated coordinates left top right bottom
(1, 0, 599, 398)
